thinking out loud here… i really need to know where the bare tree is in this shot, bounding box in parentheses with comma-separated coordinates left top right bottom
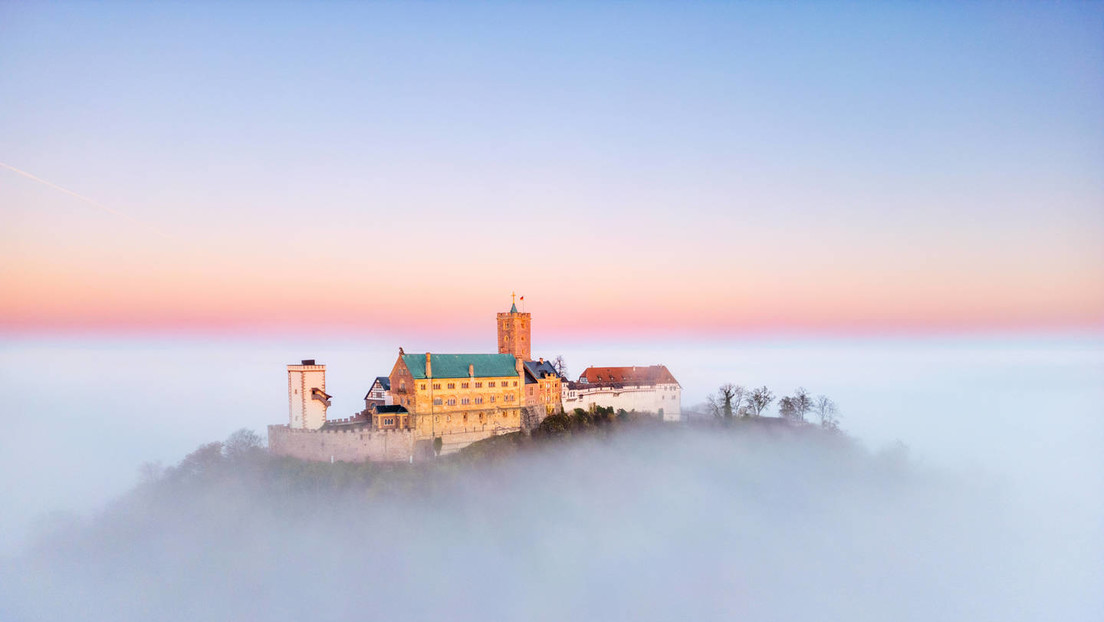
(814, 395, 840, 430)
(792, 387, 813, 423)
(720, 383, 746, 419)
(707, 383, 747, 420)
(706, 394, 722, 419)
(552, 355, 569, 379)
(746, 386, 775, 417)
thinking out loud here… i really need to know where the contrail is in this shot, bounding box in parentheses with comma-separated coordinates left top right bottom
(0, 161, 170, 238)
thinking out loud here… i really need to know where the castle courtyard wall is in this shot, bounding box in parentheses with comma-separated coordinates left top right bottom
(269, 425, 418, 463)
(268, 423, 521, 462)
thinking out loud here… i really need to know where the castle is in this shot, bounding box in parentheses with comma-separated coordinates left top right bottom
(268, 296, 681, 462)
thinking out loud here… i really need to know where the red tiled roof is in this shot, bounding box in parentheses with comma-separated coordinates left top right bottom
(579, 365, 678, 386)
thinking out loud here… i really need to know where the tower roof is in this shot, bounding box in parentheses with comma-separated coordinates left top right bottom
(510, 302, 518, 313)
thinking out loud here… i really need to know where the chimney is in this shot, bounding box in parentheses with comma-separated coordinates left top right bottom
(399, 347, 404, 355)
(425, 353, 432, 379)
(516, 357, 523, 374)
(302, 359, 315, 365)
(468, 363, 474, 378)
(539, 357, 544, 364)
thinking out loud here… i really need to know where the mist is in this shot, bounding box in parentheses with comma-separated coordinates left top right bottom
(2, 423, 1100, 621)
(1, 335, 1101, 620)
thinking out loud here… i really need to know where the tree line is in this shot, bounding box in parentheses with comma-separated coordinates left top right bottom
(703, 384, 840, 430)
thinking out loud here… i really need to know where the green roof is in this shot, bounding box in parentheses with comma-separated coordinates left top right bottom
(401, 353, 519, 379)
(510, 302, 518, 313)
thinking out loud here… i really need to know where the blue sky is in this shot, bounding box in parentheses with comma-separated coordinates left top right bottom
(1, 2, 1101, 335)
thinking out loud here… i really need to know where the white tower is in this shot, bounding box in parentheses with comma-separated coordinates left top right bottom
(288, 359, 329, 430)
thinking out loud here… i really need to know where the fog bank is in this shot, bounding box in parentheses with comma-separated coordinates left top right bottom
(1, 335, 1101, 558)
(2, 425, 1100, 621)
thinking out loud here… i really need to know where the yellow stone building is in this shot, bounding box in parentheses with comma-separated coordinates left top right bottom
(387, 351, 526, 440)
(380, 297, 563, 445)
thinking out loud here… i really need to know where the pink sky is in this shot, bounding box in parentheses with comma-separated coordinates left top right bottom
(2, 203, 1100, 338)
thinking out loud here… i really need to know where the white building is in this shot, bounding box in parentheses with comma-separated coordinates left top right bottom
(562, 365, 682, 422)
(288, 359, 330, 430)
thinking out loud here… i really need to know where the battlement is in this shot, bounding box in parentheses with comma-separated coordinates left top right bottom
(323, 413, 370, 426)
(269, 424, 421, 463)
(267, 422, 521, 463)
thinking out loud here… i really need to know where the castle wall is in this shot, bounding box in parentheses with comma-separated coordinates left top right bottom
(412, 406, 523, 440)
(268, 422, 521, 462)
(433, 425, 521, 455)
(269, 425, 418, 463)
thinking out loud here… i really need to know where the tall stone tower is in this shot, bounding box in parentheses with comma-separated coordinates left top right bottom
(497, 294, 531, 361)
(288, 359, 330, 430)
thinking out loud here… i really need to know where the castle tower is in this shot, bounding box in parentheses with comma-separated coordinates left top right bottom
(288, 359, 330, 430)
(497, 293, 531, 361)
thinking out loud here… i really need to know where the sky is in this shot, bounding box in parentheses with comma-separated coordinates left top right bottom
(1, 2, 1102, 339)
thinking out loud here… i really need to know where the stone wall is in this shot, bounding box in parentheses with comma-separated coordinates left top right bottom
(435, 425, 521, 455)
(268, 425, 418, 463)
(268, 423, 522, 462)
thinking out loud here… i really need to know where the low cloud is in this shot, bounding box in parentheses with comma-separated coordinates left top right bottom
(1, 426, 1100, 622)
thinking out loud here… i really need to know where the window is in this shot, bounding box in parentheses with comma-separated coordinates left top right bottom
(433, 398, 443, 406)
(447, 415, 451, 422)
(384, 418, 394, 426)
(490, 396, 496, 403)
(475, 382, 483, 388)
(433, 383, 441, 390)
(461, 397, 470, 405)
(447, 383, 455, 389)
(400, 382, 406, 391)
(488, 381, 496, 387)
(420, 383, 426, 390)
(447, 398, 456, 406)
(461, 382, 469, 389)
(474, 396, 483, 404)
(513, 381, 518, 387)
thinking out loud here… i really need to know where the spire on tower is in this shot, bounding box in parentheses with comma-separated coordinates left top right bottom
(510, 291, 518, 314)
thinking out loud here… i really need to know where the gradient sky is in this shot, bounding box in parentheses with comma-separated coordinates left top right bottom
(2, 2, 1102, 339)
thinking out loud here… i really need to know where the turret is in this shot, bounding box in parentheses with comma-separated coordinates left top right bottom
(288, 359, 328, 430)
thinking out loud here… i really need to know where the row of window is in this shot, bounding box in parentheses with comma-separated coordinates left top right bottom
(434, 411, 514, 424)
(431, 394, 514, 406)
(425, 380, 517, 390)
